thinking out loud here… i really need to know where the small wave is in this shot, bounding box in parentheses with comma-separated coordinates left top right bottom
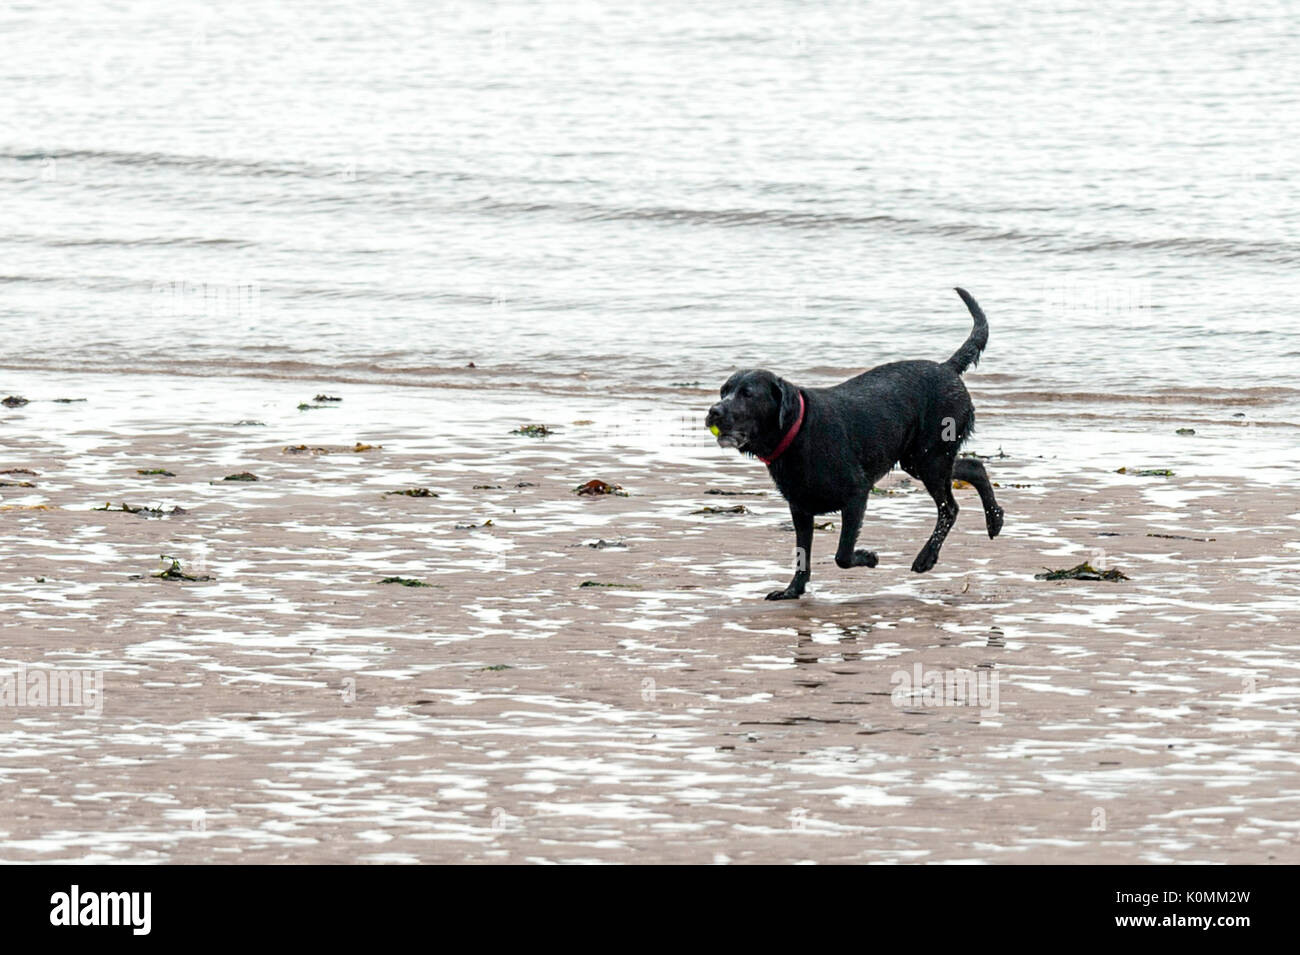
(467, 197, 1300, 264)
(9, 148, 1296, 265)
(0, 147, 317, 180)
(0, 272, 156, 293)
(1066, 235, 1300, 261)
(4, 350, 1298, 421)
(471, 197, 924, 232)
(0, 230, 257, 252)
(47, 236, 252, 249)
(990, 408, 1300, 430)
(989, 388, 1299, 407)
(0, 273, 61, 285)
(0, 146, 585, 191)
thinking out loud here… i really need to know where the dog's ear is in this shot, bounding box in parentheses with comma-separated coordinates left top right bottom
(773, 377, 802, 432)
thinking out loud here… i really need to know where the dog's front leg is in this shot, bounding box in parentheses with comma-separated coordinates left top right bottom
(834, 494, 879, 569)
(767, 506, 813, 600)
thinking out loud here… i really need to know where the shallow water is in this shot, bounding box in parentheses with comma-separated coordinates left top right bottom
(5, 0, 1300, 420)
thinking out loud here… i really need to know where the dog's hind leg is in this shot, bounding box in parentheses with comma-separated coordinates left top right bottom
(767, 506, 814, 600)
(952, 458, 1005, 538)
(912, 459, 959, 574)
(833, 494, 879, 570)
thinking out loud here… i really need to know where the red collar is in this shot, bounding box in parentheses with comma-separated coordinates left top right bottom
(759, 391, 805, 466)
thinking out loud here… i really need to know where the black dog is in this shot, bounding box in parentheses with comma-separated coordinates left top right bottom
(705, 288, 1003, 600)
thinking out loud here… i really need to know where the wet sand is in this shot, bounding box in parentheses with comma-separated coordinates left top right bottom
(1, 371, 1298, 863)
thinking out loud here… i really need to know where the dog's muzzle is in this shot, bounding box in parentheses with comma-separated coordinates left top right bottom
(706, 403, 743, 449)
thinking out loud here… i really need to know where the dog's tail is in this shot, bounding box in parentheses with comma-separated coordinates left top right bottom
(944, 287, 989, 374)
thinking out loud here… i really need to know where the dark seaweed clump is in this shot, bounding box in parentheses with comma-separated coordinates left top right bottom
(153, 555, 213, 581)
(1116, 467, 1174, 477)
(1035, 562, 1129, 582)
(96, 502, 188, 517)
(574, 479, 627, 496)
(512, 424, 554, 437)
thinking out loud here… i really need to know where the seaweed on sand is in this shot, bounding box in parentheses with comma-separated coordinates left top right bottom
(693, 504, 747, 515)
(580, 539, 627, 549)
(779, 519, 835, 531)
(574, 479, 627, 496)
(1116, 467, 1174, 477)
(95, 502, 188, 517)
(153, 555, 213, 582)
(512, 424, 554, 437)
(959, 447, 1008, 460)
(379, 576, 432, 588)
(283, 443, 380, 455)
(384, 487, 439, 497)
(1035, 562, 1129, 582)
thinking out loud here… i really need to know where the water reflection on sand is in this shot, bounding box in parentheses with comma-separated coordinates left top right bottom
(0, 371, 1297, 862)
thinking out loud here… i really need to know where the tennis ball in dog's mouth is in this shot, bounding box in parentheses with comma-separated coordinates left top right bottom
(708, 424, 721, 437)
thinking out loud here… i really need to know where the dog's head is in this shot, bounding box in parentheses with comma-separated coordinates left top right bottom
(706, 369, 801, 456)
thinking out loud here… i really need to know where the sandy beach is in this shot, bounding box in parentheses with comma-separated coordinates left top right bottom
(1, 368, 1296, 864)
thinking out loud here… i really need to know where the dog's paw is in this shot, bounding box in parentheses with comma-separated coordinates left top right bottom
(986, 505, 1004, 539)
(765, 587, 803, 600)
(854, 549, 879, 568)
(911, 548, 938, 574)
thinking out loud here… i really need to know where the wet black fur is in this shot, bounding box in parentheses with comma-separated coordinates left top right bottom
(705, 288, 1004, 599)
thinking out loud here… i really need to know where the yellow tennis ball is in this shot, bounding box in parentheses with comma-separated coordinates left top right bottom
(708, 424, 721, 437)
